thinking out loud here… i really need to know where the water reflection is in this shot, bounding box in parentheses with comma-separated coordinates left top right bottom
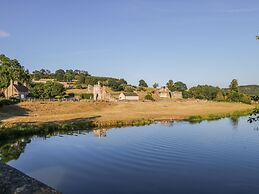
(93, 128, 108, 137)
(3, 116, 259, 194)
(0, 138, 31, 163)
(230, 117, 239, 128)
(0, 128, 109, 163)
(0, 117, 255, 164)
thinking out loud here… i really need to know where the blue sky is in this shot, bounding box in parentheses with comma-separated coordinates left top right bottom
(0, 0, 259, 87)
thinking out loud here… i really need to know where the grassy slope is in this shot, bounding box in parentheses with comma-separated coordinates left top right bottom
(0, 100, 254, 125)
(239, 85, 259, 96)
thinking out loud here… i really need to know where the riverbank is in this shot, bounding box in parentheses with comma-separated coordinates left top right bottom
(0, 100, 255, 140)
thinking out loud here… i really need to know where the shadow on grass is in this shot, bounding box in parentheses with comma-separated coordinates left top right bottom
(0, 104, 30, 124)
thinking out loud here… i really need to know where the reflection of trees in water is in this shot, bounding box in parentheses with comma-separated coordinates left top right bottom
(230, 117, 239, 128)
(0, 128, 112, 163)
(0, 138, 31, 163)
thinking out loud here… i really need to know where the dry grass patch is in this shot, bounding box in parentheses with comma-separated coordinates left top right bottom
(0, 100, 254, 125)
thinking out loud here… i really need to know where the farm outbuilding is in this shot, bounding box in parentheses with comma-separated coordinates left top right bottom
(119, 92, 139, 101)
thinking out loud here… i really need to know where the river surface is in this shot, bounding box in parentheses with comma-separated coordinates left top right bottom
(2, 117, 259, 194)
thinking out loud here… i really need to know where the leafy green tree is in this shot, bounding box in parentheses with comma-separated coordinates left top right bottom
(124, 86, 135, 92)
(227, 91, 240, 102)
(215, 91, 225, 101)
(188, 85, 221, 100)
(64, 69, 75, 82)
(30, 83, 45, 98)
(107, 78, 127, 91)
(44, 81, 65, 98)
(32, 70, 42, 80)
(173, 81, 187, 91)
(30, 81, 65, 98)
(229, 79, 239, 92)
(77, 73, 86, 84)
(139, 79, 148, 87)
(153, 83, 159, 88)
(166, 80, 174, 91)
(55, 69, 65, 81)
(39, 69, 52, 79)
(0, 55, 30, 88)
(182, 91, 192, 99)
(239, 94, 251, 104)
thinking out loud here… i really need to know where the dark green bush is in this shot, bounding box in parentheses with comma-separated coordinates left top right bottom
(80, 93, 93, 99)
(144, 94, 155, 101)
(0, 98, 19, 107)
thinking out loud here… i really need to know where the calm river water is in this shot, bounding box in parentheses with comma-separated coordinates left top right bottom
(2, 116, 259, 194)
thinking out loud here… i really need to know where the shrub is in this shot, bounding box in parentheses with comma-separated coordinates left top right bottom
(75, 84, 82, 89)
(239, 94, 251, 104)
(182, 91, 192, 99)
(215, 91, 225, 102)
(80, 93, 93, 99)
(144, 94, 155, 101)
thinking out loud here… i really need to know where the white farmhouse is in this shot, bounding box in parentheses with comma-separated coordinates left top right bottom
(119, 92, 139, 101)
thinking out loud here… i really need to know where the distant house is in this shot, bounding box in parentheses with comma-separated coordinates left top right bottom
(3, 80, 30, 99)
(119, 92, 139, 101)
(156, 87, 183, 99)
(157, 87, 171, 98)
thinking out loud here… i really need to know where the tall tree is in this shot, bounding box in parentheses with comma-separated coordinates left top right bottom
(153, 83, 159, 88)
(32, 70, 42, 81)
(0, 54, 30, 88)
(229, 79, 239, 92)
(64, 69, 75, 82)
(139, 79, 148, 87)
(173, 81, 187, 91)
(55, 69, 65, 81)
(166, 80, 174, 91)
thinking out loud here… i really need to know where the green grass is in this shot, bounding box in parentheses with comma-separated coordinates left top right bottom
(0, 118, 154, 141)
(186, 108, 253, 123)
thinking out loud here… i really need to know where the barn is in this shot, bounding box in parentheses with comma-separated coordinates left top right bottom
(119, 92, 139, 101)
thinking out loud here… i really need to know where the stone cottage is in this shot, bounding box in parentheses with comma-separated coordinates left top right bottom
(87, 82, 115, 101)
(3, 80, 30, 99)
(157, 87, 171, 98)
(156, 87, 183, 99)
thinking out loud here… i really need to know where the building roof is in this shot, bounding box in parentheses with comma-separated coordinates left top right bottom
(13, 84, 29, 93)
(122, 92, 139, 96)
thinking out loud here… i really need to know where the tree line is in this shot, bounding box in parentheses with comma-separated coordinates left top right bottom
(0, 54, 256, 103)
(182, 79, 252, 104)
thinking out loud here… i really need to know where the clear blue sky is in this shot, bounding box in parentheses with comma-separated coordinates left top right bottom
(1, 0, 259, 87)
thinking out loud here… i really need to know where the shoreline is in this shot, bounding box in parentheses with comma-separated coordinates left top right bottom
(0, 107, 254, 141)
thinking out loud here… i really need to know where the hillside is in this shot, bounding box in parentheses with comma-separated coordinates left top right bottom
(239, 85, 259, 96)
